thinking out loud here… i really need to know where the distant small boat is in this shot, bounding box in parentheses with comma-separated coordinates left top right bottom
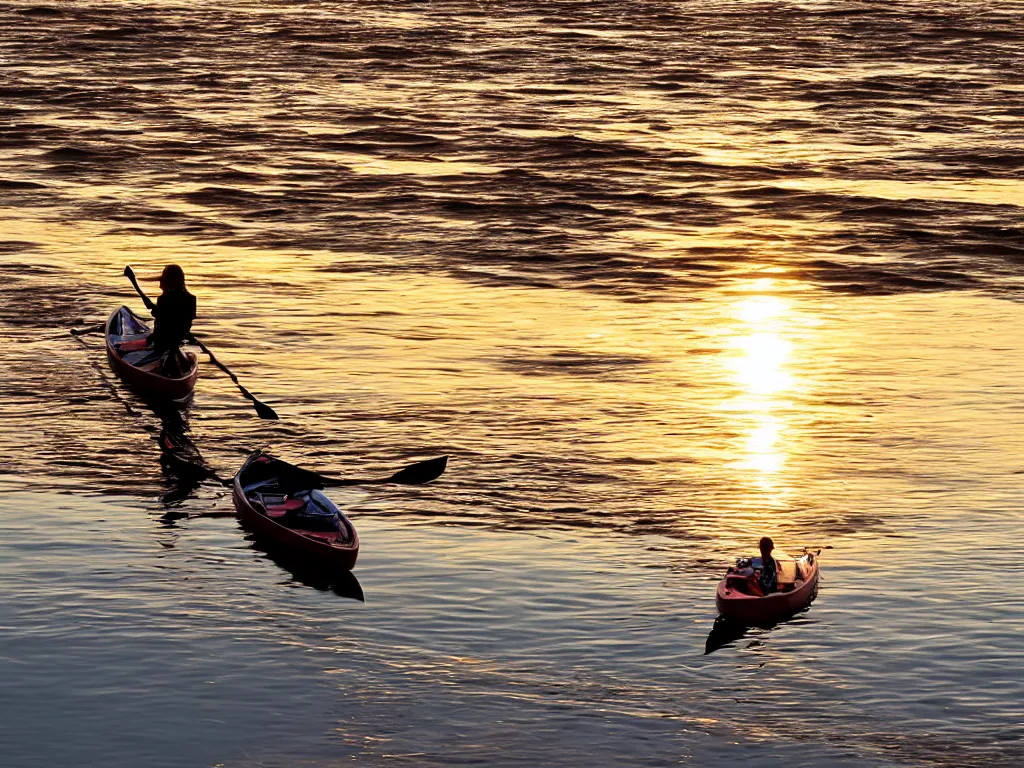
(233, 451, 359, 571)
(105, 305, 199, 404)
(715, 552, 819, 624)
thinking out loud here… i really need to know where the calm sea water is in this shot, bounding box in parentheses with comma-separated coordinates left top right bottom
(1, 1, 1022, 766)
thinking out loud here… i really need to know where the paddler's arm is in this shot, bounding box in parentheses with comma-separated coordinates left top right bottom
(145, 295, 163, 346)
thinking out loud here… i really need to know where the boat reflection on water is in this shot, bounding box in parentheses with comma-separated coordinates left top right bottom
(246, 534, 365, 602)
(158, 427, 214, 505)
(156, 408, 230, 506)
(704, 612, 818, 655)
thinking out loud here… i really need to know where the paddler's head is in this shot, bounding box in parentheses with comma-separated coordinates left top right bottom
(160, 264, 186, 293)
(759, 536, 774, 559)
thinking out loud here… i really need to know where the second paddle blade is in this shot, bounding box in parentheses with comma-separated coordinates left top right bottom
(388, 456, 448, 485)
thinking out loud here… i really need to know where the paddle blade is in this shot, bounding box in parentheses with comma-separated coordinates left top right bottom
(387, 455, 448, 485)
(123, 265, 134, 279)
(253, 400, 279, 420)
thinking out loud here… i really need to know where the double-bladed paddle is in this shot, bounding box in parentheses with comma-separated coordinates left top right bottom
(123, 265, 279, 420)
(159, 430, 448, 489)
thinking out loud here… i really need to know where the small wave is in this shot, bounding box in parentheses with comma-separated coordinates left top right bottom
(497, 349, 657, 379)
(535, 135, 650, 161)
(179, 186, 276, 206)
(43, 146, 102, 161)
(16, 6, 63, 16)
(0, 242, 38, 254)
(195, 168, 270, 184)
(84, 26, 145, 40)
(339, 128, 446, 148)
(363, 44, 418, 58)
(0, 179, 46, 190)
(0, 86, 48, 99)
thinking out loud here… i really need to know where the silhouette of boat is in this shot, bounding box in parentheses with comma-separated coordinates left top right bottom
(105, 305, 198, 404)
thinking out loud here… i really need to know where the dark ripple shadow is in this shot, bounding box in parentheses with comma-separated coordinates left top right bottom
(497, 348, 657, 380)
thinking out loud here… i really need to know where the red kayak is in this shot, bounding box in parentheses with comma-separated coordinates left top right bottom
(232, 451, 359, 571)
(105, 306, 199, 404)
(715, 552, 819, 624)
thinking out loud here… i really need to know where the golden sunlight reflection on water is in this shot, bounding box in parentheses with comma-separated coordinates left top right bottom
(722, 286, 798, 493)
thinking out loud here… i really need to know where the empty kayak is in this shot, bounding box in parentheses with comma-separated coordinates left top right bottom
(715, 552, 819, 624)
(232, 451, 359, 571)
(105, 305, 199, 403)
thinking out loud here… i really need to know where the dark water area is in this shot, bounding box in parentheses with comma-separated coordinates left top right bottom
(1, 1, 1023, 766)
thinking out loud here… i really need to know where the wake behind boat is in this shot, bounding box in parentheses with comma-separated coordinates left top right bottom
(105, 305, 199, 404)
(233, 451, 360, 570)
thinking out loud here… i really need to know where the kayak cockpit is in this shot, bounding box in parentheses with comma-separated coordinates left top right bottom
(724, 554, 810, 595)
(715, 552, 820, 624)
(240, 456, 355, 546)
(107, 306, 197, 376)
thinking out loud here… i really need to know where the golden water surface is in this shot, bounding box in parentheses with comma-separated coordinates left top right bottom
(0, 1, 1022, 766)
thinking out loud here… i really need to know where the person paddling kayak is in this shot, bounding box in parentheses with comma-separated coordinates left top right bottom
(756, 536, 778, 596)
(723, 536, 779, 597)
(146, 264, 196, 376)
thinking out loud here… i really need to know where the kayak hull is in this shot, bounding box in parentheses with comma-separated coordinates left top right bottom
(715, 553, 819, 625)
(105, 306, 198, 404)
(232, 451, 359, 571)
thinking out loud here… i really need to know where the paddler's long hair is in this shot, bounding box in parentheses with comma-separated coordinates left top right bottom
(160, 264, 186, 293)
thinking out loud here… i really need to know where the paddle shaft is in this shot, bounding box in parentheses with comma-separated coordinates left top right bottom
(69, 323, 105, 336)
(187, 334, 257, 400)
(124, 268, 157, 312)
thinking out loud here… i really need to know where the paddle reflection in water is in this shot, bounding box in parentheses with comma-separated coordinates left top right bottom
(69, 325, 145, 419)
(159, 477, 204, 508)
(159, 425, 228, 491)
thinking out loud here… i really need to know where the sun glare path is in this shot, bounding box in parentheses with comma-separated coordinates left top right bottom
(721, 285, 798, 489)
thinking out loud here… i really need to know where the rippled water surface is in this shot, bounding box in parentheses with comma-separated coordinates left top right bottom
(1, 1, 1022, 766)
